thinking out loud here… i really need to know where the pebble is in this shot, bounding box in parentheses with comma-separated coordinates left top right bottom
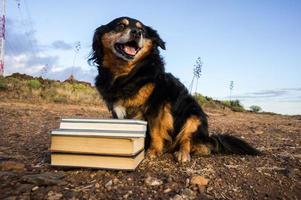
(172, 194, 183, 200)
(31, 186, 39, 191)
(191, 175, 209, 186)
(95, 183, 100, 188)
(182, 188, 196, 199)
(191, 175, 209, 193)
(144, 176, 163, 186)
(163, 188, 172, 193)
(185, 178, 190, 187)
(105, 180, 113, 188)
(47, 191, 63, 200)
(113, 178, 119, 184)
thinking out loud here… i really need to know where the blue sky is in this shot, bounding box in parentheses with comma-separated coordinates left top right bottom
(4, 0, 301, 115)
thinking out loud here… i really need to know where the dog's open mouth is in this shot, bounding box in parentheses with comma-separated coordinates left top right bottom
(114, 40, 140, 59)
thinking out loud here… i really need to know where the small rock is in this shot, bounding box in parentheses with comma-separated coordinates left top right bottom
(123, 193, 129, 199)
(191, 175, 209, 186)
(172, 194, 183, 200)
(191, 175, 209, 193)
(163, 188, 172, 193)
(167, 176, 173, 183)
(182, 188, 196, 199)
(95, 183, 100, 188)
(105, 180, 113, 188)
(47, 191, 63, 200)
(0, 161, 25, 172)
(90, 173, 96, 178)
(144, 176, 163, 186)
(31, 186, 39, 191)
(113, 178, 119, 184)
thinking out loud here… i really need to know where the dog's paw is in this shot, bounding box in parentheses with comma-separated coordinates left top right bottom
(174, 151, 191, 163)
(146, 148, 162, 159)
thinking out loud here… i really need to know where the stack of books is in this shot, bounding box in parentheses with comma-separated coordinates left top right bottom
(50, 118, 147, 170)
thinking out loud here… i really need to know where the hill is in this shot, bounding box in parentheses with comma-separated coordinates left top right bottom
(0, 73, 102, 105)
(0, 73, 251, 113)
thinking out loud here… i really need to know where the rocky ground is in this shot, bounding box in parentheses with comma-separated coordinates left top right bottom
(0, 101, 300, 199)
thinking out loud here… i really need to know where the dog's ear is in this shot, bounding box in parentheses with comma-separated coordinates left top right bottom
(145, 26, 166, 50)
(89, 25, 107, 66)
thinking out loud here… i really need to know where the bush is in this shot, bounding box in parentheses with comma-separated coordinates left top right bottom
(0, 77, 6, 90)
(194, 93, 208, 106)
(221, 100, 245, 112)
(250, 105, 262, 112)
(27, 80, 41, 89)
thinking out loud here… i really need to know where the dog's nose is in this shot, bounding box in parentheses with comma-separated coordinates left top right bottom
(131, 28, 142, 38)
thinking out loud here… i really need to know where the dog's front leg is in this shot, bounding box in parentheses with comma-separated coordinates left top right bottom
(147, 124, 165, 158)
(174, 116, 201, 162)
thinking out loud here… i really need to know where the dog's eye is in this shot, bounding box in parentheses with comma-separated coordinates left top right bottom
(115, 24, 126, 32)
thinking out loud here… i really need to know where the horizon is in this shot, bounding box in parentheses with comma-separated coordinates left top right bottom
(3, 0, 301, 115)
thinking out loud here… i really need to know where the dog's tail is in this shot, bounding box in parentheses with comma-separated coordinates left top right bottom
(194, 134, 261, 156)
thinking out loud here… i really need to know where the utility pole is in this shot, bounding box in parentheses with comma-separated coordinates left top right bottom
(189, 57, 203, 94)
(71, 41, 81, 77)
(0, 0, 6, 76)
(229, 80, 234, 101)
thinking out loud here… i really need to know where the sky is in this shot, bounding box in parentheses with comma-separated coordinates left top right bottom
(3, 0, 301, 115)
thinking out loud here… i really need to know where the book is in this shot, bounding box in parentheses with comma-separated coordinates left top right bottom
(51, 150, 144, 170)
(51, 129, 145, 138)
(50, 130, 145, 155)
(50, 118, 147, 170)
(60, 118, 147, 132)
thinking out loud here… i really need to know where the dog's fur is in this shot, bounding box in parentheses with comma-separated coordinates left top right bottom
(89, 17, 260, 162)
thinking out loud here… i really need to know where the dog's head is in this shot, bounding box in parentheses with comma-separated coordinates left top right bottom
(90, 17, 165, 75)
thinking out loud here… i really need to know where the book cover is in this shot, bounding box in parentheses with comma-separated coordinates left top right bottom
(51, 150, 144, 170)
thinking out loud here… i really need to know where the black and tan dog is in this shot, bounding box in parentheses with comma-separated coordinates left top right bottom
(89, 17, 260, 162)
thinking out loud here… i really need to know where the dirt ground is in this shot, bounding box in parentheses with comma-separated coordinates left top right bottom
(0, 101, 300, 200)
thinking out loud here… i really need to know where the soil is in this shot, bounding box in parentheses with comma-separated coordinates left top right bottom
(0, 101, 300, 200)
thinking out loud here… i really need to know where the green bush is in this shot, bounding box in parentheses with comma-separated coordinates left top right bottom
(250, 105, 262, 112)
(0, 77, 6, 90)
(221, 100, 231, 107)
(221, 100, 245, 112)
(27, 80, 41, 89)
(194, 93, 208, 106)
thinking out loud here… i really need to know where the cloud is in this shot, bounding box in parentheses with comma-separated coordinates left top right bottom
(248, 89, 288, 98)
(4, 18, 91, 82)
(51, 40, 73, 50)
(5, 19, 40, 56)
(46, 65, 97, 83)
(25, 55, 59, 68)
(231, 88, 301, 102)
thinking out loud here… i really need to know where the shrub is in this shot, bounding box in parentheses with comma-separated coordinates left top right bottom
(250, 105, 262, 112)
(194, 93, 208, 106)
(221, 100, 245, 112)
(0, 77, 6, 90)
(27, 80, 41, 89)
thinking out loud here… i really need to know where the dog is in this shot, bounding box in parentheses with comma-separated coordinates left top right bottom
(89, 17, 260, 162)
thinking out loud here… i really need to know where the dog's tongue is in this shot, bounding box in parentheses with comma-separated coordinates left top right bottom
(123, 45, 137, 56)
